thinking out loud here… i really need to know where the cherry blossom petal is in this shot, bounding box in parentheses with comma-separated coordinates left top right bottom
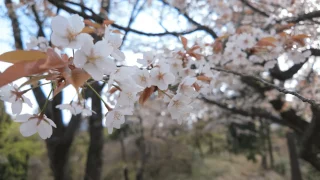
(44, 117, 57, 128)
(109, 35, 122, 48)
(23, 96, 33, 107)
(157, 81, 168, 90)
(83, 63, 104, 80)
(164, 73, 175, 84)
(107, 127, 113, 134)
(51, 33, 69, 47)
(37, 121, 53, 139)
(95, 58, 116, 75)
(20, 119, 37, 137)
(69, 33, 93, 49)
(111, 49, 125, 61)
(68, 14, 84, 34)
(15, 114, 33, 123)
(11, 101, 22, 115)
(74, 50, 88, 68)
(51, 16, 68, 36)
(94, 40, 113, 57)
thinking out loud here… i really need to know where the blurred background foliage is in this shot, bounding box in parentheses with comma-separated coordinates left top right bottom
(1, 99, 320, 180)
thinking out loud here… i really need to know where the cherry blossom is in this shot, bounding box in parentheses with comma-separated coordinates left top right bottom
(74, 39, 115, 80)
(14, 114, 56, 139)
(236, 33, 256, 50)
(104, 26, 125, 61)
(150, 66, 175, 90)
(137, 51, 155, 67)
(167, 93, 193, 123)
(105, 107, 133, 134)
(117, 91, 139, 107)
(133, 69, 151, 88)
(56, 101, 95, 116)
(26, 36, 49, 51)
(177, 76, 199, 97)
(51, 14, 92, 48)
(0, 84, 32, 115)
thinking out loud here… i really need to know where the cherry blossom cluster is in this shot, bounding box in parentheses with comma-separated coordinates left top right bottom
(0, 12, 312, 140)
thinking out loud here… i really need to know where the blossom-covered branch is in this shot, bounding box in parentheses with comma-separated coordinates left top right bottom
(211, 67, 318, 106)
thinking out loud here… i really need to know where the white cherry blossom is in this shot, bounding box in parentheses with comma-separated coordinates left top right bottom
(133, 69, 151, 88)
(105, 107, 133, 134)
(167, 93, 193, 122)
(137, 51, 155, 67)
(236, 33, 256, 50)
(117, 91, 139, 107)
(26, 36, 49, 51)
(0, 84, 32, 115)
(14, 114, 56, 139)
(177, 76, 199, 97)
(74, 39, 115, 80)
(56, 101, 95, 116)
(150, 67, 175, 90)
(51, 14, 92, 48)
(104, 26, 125, 61)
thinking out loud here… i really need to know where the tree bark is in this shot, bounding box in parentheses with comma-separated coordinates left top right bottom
(84, 82, 104, 180)
(266, 122, 274, 169)
(136, 115, 146, 180)
(33, 87, 82, 180)
(286, 132, 302, 180)
(5, 0, 23, 49)
(120, 131, 129, 180)
(259, 119, 267, 169)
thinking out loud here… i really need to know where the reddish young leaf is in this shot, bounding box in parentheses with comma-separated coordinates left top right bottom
(292, 34, 310, 46)
(256, 37, 277, 47)
(180, 36, 188, 50)
(197, 75, 212, 83)
(0, 50, 47, 64)
(84, 19, 101, 29)
(69, 68, 91, 89)
(103, 19, 115, 26)
(139, 86, 156, 105)
(81, 26, 96, 34)
(108, 87, 119, 94)
(40, 48, 69, 70)
(0, 59, 47, 87)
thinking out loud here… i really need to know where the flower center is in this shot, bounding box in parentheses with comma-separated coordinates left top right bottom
(114, 111, 123, 121)
(157, 72, 165, 80)
(139, 75, 147, 82)
(67, 30, 77, 41)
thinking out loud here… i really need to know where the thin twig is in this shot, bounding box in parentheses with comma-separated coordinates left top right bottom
(48, 0, 202, 37)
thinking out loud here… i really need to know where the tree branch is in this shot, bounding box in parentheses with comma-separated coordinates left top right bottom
(287, 10, 320, 23)
(239, 0, 270, 17)
(270, 48, 320, 81)
(160, 0, 218, 39)
(202, 97, 284, 125)
(48, 0, 202, 37)
(211, 67, 318, 106)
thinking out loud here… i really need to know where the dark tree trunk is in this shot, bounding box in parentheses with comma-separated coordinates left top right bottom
(136, 116, 146, 180)
(35, 89, 82, 180)
(84, 82, 104, 180)
(266, 123, 274, 169)
(259, 119, 267, 169)
(5, 0, 23, 49)
(286, 132, 302, 180)
(120, 131, 129, 180)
